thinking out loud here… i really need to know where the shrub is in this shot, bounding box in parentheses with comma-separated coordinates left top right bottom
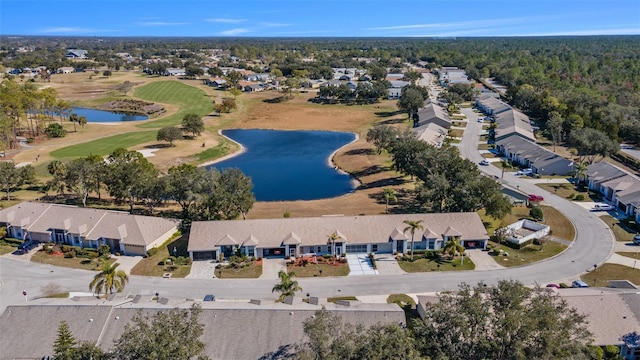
(2, 237, 23, 246)
(574, 194, 585, 201)
(603, 345, 620, 358)
(368, 253, 377, 269)
(146, 247, 158, 257)
(568, 193, 575, 199)
(64, 250, 75, 258)
(559, 283, 570, 288)
(530, 206, 544, 221)
(45, 123, 66, 138)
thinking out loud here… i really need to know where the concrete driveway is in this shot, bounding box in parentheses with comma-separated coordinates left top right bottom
(373, 254, 405, 275)
(186, 260, 218, 279)
(260, 258, 286, 280)
(465, 249, 504, 270)
(346, 254, 378, 276)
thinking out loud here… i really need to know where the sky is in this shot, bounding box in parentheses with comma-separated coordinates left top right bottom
(1, 0, 639, 37)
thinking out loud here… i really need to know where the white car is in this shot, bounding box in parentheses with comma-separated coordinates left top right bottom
(479, 159, 490, 166)
(515, 168, 533, 176)
(593, 203, 614, 211)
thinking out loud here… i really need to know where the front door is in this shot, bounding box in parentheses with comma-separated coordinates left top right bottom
(396, 240, 404, 253)
(335, 246, 341, 256)
(289, 246, 296, 257)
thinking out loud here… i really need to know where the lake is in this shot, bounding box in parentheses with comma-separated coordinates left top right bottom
(71, 107, 148, 122)
(208, 129, 357, 201)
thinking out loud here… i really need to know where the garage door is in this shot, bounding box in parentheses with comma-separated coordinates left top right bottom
(263, 248, 286, 258)
(346, 245, 367, 253)
(193, 251, 216, 261)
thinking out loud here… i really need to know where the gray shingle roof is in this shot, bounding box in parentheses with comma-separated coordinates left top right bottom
(586, 161, 629, 184)
(416, 99, 452, 130)
(495, 109, 535, 142)
(188, 213, 489, 252)
(0, 202, 180, 248)
(497, 135, 572, 170)
(0, 300, 405, 360)
(476, 94, 511, 115)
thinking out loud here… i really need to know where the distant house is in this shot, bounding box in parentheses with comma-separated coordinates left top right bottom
(245, 73, 270, 82)
(66, 49, 88, 59)
(187, 212, 489, 261)
(439, 67, 472, 87)
(164, 68, 185, 76)
(387, 80, 410, 99)
(496, 135, 573, 176)
(475, 94, 512, 115)
(237, 81, 267, 92)
(0, 202, 180, 256)
(204, 78, 228, 88)
(57, 66, 74, 74)
(599, 174, 640, 216)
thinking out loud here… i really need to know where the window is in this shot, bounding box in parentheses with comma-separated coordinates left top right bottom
(372, 245, 378, 252)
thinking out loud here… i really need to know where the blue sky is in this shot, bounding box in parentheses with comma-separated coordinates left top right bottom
(1, 0, 638, 37)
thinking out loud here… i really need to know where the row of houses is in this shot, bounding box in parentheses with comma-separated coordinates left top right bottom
(438, 67, 473, 87)
(0, 202, 180, 256)
(587, 161, 640, 221)
(475, 93, 575, 176)
(412, 98, 452, 148)
(187, 212, 489, 261)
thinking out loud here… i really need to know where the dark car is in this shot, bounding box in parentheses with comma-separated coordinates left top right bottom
(546, 283, 560, 288)
(18, 240, 37, 253)
(528, 194, 544, 202)
(203, 294, 215, 302)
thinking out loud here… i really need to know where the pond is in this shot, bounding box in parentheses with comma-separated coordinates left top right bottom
(208, 129, 357, 201)
(70, 107, 148, 122)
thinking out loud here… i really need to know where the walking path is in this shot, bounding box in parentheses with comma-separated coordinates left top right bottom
(345, 254, 378, 276)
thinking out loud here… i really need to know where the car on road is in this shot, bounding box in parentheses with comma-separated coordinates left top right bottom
(203, 294, 215, 301)
(528, 194, 544, 202)
(479, 159, 490, 166)
(593, 203, 614, 211)
(546, 283, 560, 288)
(515, 168, 533, 176)
(571, 280, 589, 288)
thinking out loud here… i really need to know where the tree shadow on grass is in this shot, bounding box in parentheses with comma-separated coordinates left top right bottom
(352, 165, 384, 178)
(263, 96, 286, 103)
(143, 143, 172, 149)
(375, 110, 404, 118)
(165, 235, 188, 257)
(343, 148, 375, 156)
(358, 176, 407, 190)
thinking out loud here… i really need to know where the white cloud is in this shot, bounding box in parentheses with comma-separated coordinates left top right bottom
(220, 28, 251, 36)
(522, 27, 640, 36)
(136, 22, 189, 26)
(365, 15, 553, 32)
(39, 27, 118, 34)
(206, 18, 246, 24)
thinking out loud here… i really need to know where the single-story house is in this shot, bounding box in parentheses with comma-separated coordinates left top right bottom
(0, 202, 180, 256)
(187, 212, 489, 261)
(204, 77, 228, 88)
(475, 94, 512, 115)
(496, 135, 573, 176)
(494, 109, 536, 142)
(0, 299, 405, 360)
(244, 73, 270, 82)
(600, 175, 640, 215)
(414, 98, 452, 129)
(66, 49, 88, 59)
(413, 122, 447, 148)
(57, 66, 75, 74)
(438, 67, 472, 87)
(237, 81, 267, 92)
(164, 68, 185, 76)
(586, 161, 628, 194)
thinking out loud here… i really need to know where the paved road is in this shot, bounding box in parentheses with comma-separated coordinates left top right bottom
(0, 104, 616, 315)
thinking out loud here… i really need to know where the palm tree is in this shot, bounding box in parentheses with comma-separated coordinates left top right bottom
(383, 188, 397, 214)
(574, 162, 588, 185)
(403, 220, 424, 259)
(272, 270, 302, 302)
(89, 261, 129, 297)
(327, 231, 343, 264)
(442, 237, 465, 259)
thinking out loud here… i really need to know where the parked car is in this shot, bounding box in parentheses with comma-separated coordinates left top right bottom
(515, 168, 533, 176)
(479, 159, 490, 166)
(593, 203, 614, 211)
(633, 234, 640, 245)
(18, 240, 37, 253)
(477, 118, 483, 123)
(528, 194, 544, 202)
(203, 294, 215, 301)
(546, 283, 560, 288)
(571, 280, 589, 288)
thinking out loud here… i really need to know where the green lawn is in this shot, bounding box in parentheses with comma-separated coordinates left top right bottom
(31, 251, 115, 271)
(600, 215, 636, 242)
(477, 143, 493, 150)
(287, 262, 350, 277)
(216, 262, 262, 278)
(387, 294, 415, 305)
(448, 129, 464, 138)
(135, 81, 214, 129)
(130, 235, 192, 278)
(196, 138, 237, 162)
(536, 183, 592, 201)
(50, 131, 157, 158)
(488, 241, 566, 267)
(581, 263, 640, 287)
(398, 256, 475, 272)
(0, 244, 17, 255)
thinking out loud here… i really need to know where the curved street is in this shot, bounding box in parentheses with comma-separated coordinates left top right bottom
(0, 92, 616, 314)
